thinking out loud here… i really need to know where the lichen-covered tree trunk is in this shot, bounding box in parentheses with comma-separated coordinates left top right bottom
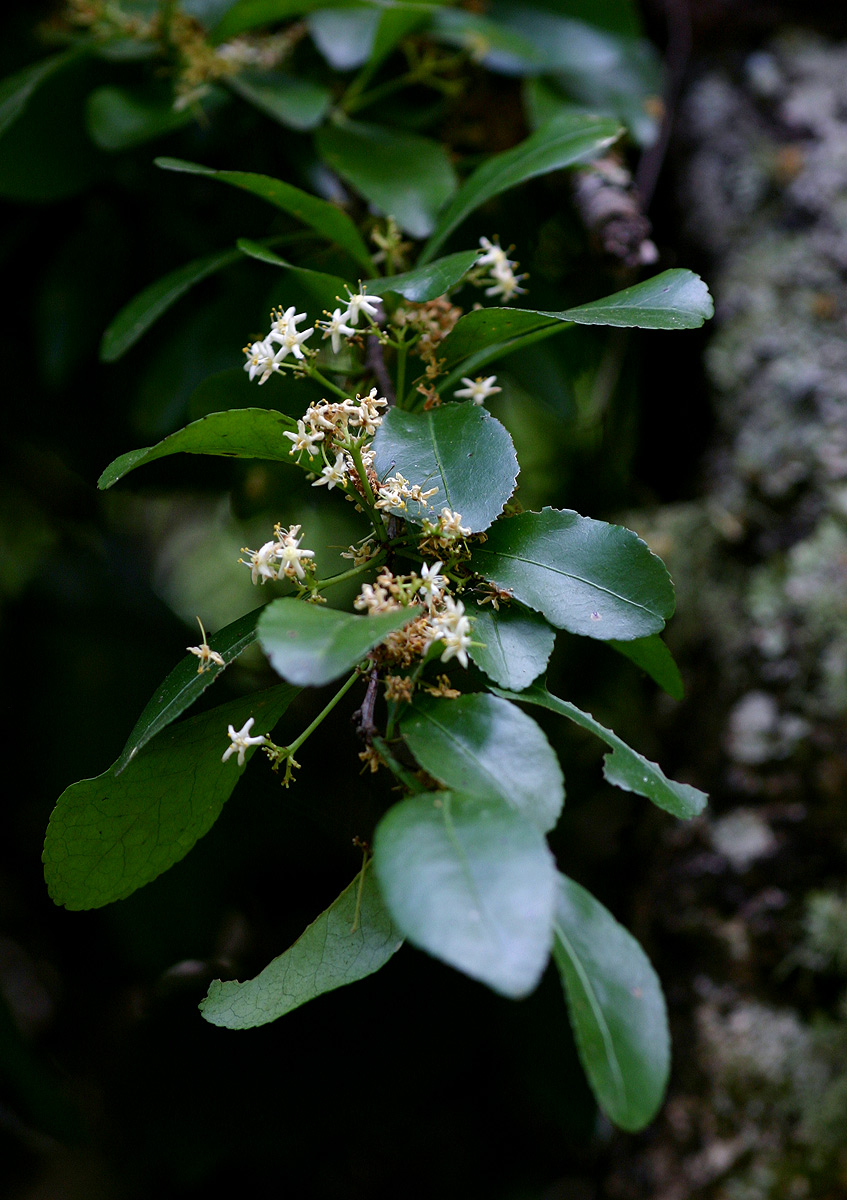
(606, 30, 847, 1198)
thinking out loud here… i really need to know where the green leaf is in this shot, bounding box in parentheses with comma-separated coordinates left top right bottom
(553, 872, 669, 1131)
(471, 508, 674, 641)
(0, 50, 82, 140)
(373, 791, 556, 997)
(156, 157, 374, 271)
(201, 866, 402, 1027)
(609, 634, 684, 701)
(435, 306, 570, 393)
(236, 239, 348, 308)
(364, 249, 479, 302)
(213, 0, 375, 41)
(400, 693, 564, 833)
(227, 70, 332, 131)
(316, 119, 458, 240)
(549, 269, 714, 330)
(258, 598, 421, 686)
(116, 607, 265, 775)
(85, 85, 197, 150)
(372, 405, 518, 533)
(421, 109, 621, 262)
(309, 8, 381, 68)
(469, 603, 555, 691)
(44, 685, 297, 910)
(430, 8, 547, 74)
(495, 684, 707, 820)
(98, 408, 299, 490)
(100, 248, 241, 362)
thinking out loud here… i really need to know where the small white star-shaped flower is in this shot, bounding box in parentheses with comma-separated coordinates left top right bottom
(284, 419, 325, 457)
(243, 338, 284, 385)
(454, 375, 502, 404)
(319, 308, 357, 354)
(222, 717, 267, 766)
(312, 451, 348, 490)
(343, 288, 383, 327)
(239, 540, 279, 585)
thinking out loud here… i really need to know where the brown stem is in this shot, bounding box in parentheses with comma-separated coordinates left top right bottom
(353, 664, 380, 743)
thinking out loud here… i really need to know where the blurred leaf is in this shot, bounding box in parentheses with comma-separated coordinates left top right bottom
(0, 48, 83, 138)
(421, 109, 621, 261)
(495, 683, 708, 819)
(98, 407, 299, 489)
(494, 6, 662, 145)
(309, 8, 381, 68)
(469, 603, 555, 691)
(373, 791, 556, 997)
(201, 867, 403, 1027)
(100, 248, 240, 362)
(86, 84, 197, 150)
(365, 249, 479, 301)
(182, 0, 246, 27)
(116, 606, 266, 774)
(372, 405, 518, 532)
(608, 634, 684, 700)
(44, 685, 297, 910)
(472, 508, 675, 641)
(552, 270, 714, 330)
(553, 872, 670, 1131)
(258, 597, 421, 686)
(156, 157, 375, 271)
(430, 8, 547, 74)
(316, 119, 458, 239)
(227, 69, 332, 130)
(213, 0, 378, 40)
(401, 692, 564, 832)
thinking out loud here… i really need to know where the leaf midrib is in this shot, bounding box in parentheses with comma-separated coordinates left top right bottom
(478, 548, 661, 617)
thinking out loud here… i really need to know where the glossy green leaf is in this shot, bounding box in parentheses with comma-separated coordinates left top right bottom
(609, 634, 684, 700)
(421, 109, 621, 261)
(401, 693, 564, 833)
(373, 791, 556, 997)
(372, 405, 518, 533)
(316, 119, 458, 239)
(98, 408, 298, 490)
(44, 685, 297, 910)
(0, 50, 82, 139)
(86, 85, 196, 150)
(227, 70, 332, 130)
(213, 0, 374, 41)
(116, 607, 266, 774)
(438, 307, 561, 369)
(364, 249, 479, 302)
(495, 684, 707, 820)
(201, 866, 402, 1027)
(369, 6, 432, 69)
(100, 248, 240, 362)
(553, 872, 669, 1131)
(156, 157, 374, 271)
(469, 603, 555, 691)
(548, 270, 714, 330)
(471, 508, 674, 641)
(258, 598, 421, 686)
(236, 239, 347, 308)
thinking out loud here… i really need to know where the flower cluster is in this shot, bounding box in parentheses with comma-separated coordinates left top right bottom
(317, 286, 382, 353)
(239, 523, 316, 585)
(427, 595, 474, 669)
(476, 236, 527, 302)
(420, 507, 472, 550)
(374, 472, 439, 513)
(243, 306, 315, 384)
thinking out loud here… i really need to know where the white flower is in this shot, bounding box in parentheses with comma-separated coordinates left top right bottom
(477, 236, 510, 270)
(186, 616, 225, 673)
(319, 308, 357, 354)
(312, 451, 348, 490)
(454, 375, 502, 404)
(418, 560, 447, 606)
(239, 540, 279, 585)
(269, 308, 314, 361)
(428, 597, 473, 668)
(484, 260, 526, 302)
(275, 526, 316, 580)
(343, 288, 383, 327)
(284, 419, 325, 457)
(243, 338, 284, 385)
(222, 717, 267, 766)
(438, 508, 471, 539)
